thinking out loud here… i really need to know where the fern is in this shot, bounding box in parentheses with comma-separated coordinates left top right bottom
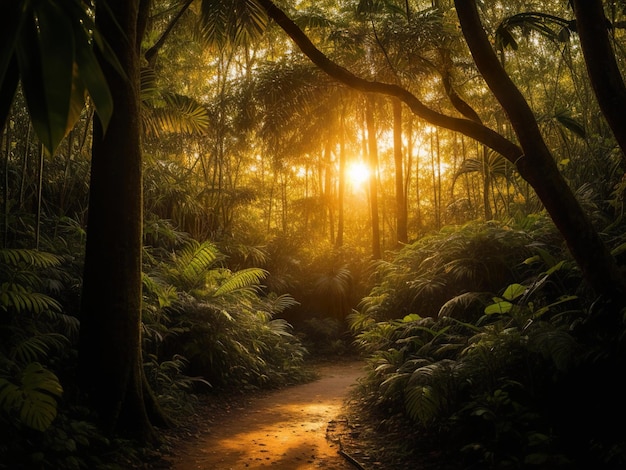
(171, 240, 221, 288)
(212, 267, 268, 297)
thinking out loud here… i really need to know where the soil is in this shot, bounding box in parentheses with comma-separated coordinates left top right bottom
(151, 358, 455, 470)
(161, 359, 367, 470)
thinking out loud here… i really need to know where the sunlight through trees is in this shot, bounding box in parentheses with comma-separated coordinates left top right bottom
(3, 0, 626, 467)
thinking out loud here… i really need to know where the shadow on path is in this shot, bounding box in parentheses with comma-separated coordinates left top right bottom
(167, 360, 366, 470)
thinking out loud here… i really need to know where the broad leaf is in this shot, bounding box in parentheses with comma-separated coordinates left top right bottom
(0, 363, 63, 432)
(24, 1, 75, 154)
(485, 300, 513, 315)
(502, 283, 526, 301)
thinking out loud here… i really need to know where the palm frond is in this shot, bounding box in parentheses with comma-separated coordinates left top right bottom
(293, 9, 335, 30)
(0, 283, 62, 315)
(495, 12, 573, 52)
(0, 249, 63, 270)
(264, 293, 299, 315)
(143, 93, 210, 137)
(267, 318, 294, 337)
(528, 326, 579, 372)
(200, 0, 268, 48)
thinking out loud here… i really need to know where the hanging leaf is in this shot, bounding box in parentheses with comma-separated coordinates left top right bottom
(74, 30, 114, 132)
(554, 111, 586, 138)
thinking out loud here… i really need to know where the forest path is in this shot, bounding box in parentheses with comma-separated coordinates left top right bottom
(165, 360, 366, 470)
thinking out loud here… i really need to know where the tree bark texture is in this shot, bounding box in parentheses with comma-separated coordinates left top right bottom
(454, 0, 626, 300)
(571, 0, 626, 162)
(78, 0, 155, 442)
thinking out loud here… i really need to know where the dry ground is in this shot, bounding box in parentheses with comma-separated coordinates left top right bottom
(146, 358, 455, 470)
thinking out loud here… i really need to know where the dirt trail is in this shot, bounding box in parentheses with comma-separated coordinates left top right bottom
(166, 360, 366, 470)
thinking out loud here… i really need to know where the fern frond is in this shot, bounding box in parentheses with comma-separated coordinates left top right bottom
(212, 268, 268, 297)
(173, 241, 221, 287)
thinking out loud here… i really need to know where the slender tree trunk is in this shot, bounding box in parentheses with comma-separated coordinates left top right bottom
(2, 121, 10, 248)
(365, 97, 381, 259)
(78, 0, 157, 442)
(323, 141, 335, 244)
(482, 146, 493, 220)
(35, 144, 43, 250)
(393, 98, 408, 244)
(336, 111, 346, 248)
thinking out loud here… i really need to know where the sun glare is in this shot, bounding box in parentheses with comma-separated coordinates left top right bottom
(348, 161, 370, 185)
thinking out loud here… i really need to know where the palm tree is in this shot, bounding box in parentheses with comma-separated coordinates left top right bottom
(255, 0, 626, 304)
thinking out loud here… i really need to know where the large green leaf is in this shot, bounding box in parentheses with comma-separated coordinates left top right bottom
(2, 0, 117, 153)
(0, 362, 63, 432)
(74, 31, 113, 132)
(19, 1, 76, 154)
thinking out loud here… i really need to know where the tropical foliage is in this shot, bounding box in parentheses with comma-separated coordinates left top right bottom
(350, 217, 626, 467)
(2, 0, 626, 468)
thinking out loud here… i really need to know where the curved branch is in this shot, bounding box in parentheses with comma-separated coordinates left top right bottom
(256, 0, 522, 163)
(144, 0, 194, 67)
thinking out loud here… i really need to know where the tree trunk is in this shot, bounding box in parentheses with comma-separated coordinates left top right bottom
(323, 140, 335, 244)
(482, 147, 493, 220)
(393, 98, 408, 244)
(78, 0, 156, 443)
(259, 0, 626, 301)
(365, 98, 381, 259)
(335, 110, 346, 248)
(571, 0, 626, 162)
(454, 0, 626, 301)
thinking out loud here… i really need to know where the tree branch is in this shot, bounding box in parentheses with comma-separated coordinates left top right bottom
(255, 0, 522, 163)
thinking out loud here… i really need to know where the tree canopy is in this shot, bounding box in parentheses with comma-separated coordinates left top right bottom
(3, 0, 626, 467)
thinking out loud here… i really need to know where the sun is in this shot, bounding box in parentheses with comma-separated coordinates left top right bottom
(347, 161, 370, 185)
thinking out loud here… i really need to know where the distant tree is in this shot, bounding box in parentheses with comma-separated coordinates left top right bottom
(255, 0, 626, 304)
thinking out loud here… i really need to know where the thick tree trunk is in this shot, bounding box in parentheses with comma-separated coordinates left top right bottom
(78, 0, 156, 442)
(571, 0, 626, 162)
(454, 0, 626, 301)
